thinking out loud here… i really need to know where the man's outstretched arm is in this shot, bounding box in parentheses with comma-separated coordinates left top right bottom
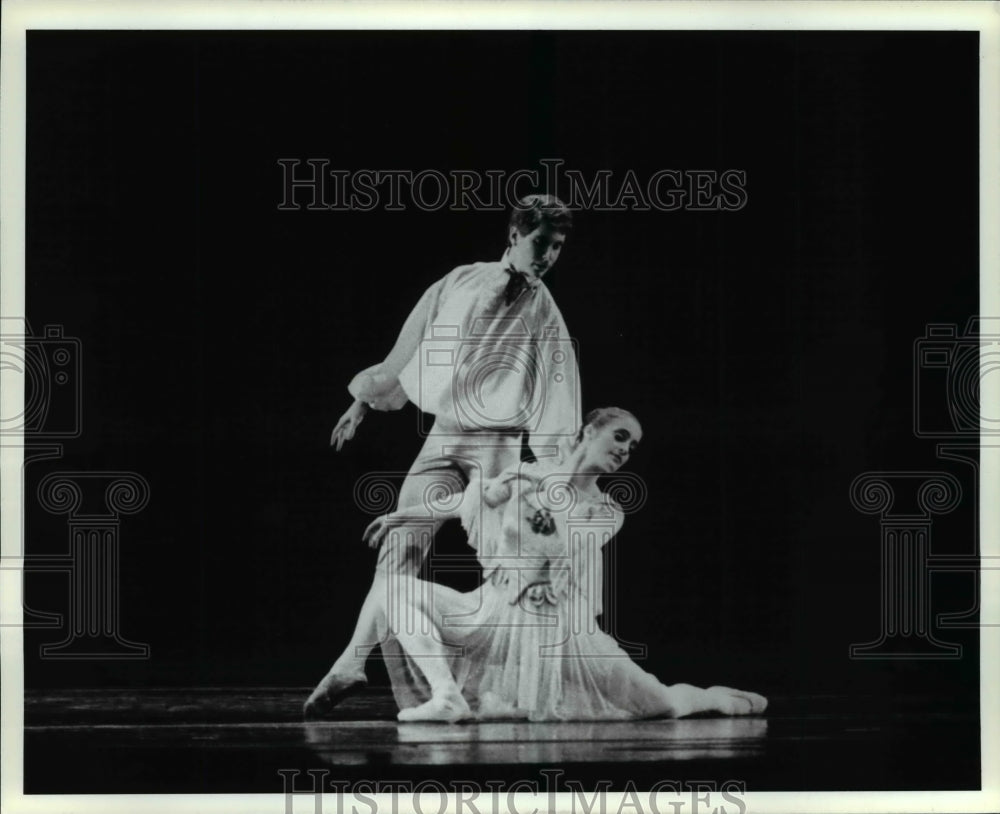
(331, 275, 446, 449)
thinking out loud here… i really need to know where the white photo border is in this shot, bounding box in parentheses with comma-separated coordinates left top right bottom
(2, 2, 998, 813)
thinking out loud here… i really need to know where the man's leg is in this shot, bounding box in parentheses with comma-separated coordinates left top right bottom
(335, 430, 522, 668)
(322, 474, 450, 681)
(304, 430, 521, 716)
(303, 473, 451, 717)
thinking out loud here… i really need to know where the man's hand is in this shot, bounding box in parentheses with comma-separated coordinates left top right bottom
(330, 400, 368, 451)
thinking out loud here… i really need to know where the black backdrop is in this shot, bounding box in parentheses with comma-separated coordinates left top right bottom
(24, 31, 979, 703)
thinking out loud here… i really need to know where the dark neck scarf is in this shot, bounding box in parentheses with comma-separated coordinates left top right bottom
(503, 268, 538, 306)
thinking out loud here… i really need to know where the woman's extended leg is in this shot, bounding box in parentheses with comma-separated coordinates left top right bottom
(656, 683, 768, 718)
(597, 660, 767, 720)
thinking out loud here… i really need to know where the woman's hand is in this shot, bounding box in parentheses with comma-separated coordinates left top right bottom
(330, 400, 368, 451)
(363, 513, 397, 549)
(363, 500, 463, 549)
(482, 476, 515, 509)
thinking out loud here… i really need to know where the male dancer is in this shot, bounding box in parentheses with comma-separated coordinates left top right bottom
(305, 194, 580, 716)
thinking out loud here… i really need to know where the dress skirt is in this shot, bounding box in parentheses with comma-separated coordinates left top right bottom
(376, 574, 678, 722)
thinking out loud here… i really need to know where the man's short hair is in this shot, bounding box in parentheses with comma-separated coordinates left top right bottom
(509, 194, 574, 236)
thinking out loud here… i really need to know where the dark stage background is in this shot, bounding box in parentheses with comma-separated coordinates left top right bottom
(23, 31, 979, 709)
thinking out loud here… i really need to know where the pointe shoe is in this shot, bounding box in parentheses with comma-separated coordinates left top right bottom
(397, 690, 473, 723)
(303, 671, 367, 719)
(707, 685, 768, 715)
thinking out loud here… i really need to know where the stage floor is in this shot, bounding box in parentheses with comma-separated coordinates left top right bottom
(23, 687, 980, 793)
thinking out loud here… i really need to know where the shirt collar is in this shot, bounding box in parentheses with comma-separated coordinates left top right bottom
(499, 249, 542, 289)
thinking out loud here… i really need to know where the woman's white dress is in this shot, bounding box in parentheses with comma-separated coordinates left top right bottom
(377, 461, 680, 721)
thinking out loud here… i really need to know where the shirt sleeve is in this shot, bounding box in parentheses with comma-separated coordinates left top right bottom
(346, 271, 451, 411)
(348, 365, 409, 410)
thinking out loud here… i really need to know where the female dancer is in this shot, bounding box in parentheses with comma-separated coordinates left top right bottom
(312, 408, 767, 722)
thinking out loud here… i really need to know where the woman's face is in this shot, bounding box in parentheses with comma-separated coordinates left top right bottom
(582, 416, 642, 473)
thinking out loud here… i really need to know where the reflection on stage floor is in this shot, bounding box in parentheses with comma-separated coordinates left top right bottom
(23, 687, 979, 793)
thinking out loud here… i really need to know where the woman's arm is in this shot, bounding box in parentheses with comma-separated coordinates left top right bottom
(362, 501, 462, 548)
(364, 469, 523, 550)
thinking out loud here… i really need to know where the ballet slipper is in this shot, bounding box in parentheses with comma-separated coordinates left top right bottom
(303, 670, 368, 718)
(397, 690, 473, 723)
(707, 685, 768, 715)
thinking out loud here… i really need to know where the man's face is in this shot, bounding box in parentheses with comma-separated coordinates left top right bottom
(508, 225, 567, 278)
